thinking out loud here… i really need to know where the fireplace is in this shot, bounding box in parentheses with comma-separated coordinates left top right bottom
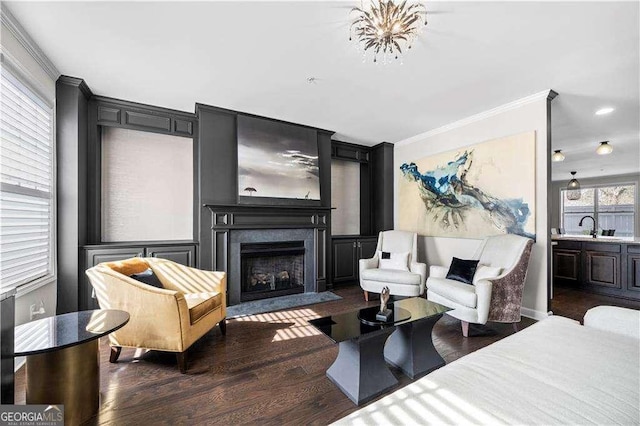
(226, 228, 318, 305)
(240, 241, 305, 302)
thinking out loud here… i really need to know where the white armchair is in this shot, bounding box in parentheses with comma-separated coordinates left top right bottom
(359, 230, 427, 301)
(427, 234, 534, 337)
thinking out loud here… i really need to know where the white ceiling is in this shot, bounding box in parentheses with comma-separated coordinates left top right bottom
(6, 1, 639, 181)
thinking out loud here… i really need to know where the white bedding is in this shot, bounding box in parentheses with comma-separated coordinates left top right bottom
(334, 316, 640, 425)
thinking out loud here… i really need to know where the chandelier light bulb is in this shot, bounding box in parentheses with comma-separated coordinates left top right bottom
(551, 150, 565, 162)
(596, 141, 613, 155)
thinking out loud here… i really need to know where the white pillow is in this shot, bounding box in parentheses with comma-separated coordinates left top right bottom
(473, 265, 502, 284)
(377, 251, 410, 271)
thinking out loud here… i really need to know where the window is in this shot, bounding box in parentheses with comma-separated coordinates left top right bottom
(561, 184, 636, 237)
(0, 65, 55, 291)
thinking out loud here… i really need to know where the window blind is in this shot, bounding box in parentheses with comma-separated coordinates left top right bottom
(0, 66, 54, 291)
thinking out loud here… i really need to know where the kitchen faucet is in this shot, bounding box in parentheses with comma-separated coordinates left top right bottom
(578, 215, 597, 238)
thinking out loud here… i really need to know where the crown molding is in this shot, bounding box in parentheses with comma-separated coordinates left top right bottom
(0, 5, 60, 81)
(395, 89, 557, 147)
(57, 75, 93, 99)
(372, 141, 394, 149)
(96, 95, 196, 119)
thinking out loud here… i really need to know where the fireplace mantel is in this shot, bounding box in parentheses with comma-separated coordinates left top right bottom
(205, 204, 331, 304)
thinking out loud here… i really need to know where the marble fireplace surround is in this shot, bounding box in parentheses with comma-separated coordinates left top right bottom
(205, 204, 331, 306)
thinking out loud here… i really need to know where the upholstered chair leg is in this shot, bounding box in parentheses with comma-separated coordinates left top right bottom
(512, 322, 519, 333)
(364, 291, 369, 302)
(461, 321, 469, 338)
(109, 346, 122, 363)
(176, 352, 188, 374)
(219, 318, 227, 336)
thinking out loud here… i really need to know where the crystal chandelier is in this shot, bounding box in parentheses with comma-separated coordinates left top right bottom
(350, 0, 428, 64)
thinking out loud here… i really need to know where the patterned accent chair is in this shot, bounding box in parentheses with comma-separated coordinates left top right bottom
(426, 234, 534, 337)
(86, 257, 226, 373)
(359, 230, 427, 300)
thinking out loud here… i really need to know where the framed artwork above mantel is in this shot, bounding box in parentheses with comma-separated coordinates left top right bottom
(237, 115, 322, 206)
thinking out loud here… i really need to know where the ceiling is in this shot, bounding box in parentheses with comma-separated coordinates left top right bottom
(6, 1, 639, 181)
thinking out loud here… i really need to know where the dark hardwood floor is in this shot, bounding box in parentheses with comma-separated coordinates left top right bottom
(551, 285, 640, 322)
(13, 285, 638, 425)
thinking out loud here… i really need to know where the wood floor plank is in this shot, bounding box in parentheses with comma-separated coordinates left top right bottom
(12, 284, 639, 425)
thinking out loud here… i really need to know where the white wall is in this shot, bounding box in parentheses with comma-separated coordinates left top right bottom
(394, 93, 551, 319)
(1, 6, 58, 328)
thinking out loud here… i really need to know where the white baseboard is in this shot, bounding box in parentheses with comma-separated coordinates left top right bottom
(522, 307, 549, 321)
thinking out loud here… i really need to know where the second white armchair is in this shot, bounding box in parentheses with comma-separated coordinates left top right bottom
(359, 230, 427, 301)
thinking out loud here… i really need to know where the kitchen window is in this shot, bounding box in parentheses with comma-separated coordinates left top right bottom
(561, 184, 636, 237)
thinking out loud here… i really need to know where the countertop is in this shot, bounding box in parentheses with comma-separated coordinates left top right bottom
(552, 235, 640, 245)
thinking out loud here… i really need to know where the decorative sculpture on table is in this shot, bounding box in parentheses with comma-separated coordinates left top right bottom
(376, 286, 392, 322)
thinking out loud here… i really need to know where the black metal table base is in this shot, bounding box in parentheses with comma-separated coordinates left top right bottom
(384, 313, 445, 379)
(326, 327, 397, 405)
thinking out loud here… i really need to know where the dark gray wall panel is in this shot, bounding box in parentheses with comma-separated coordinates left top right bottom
(1, 292, 15, 404)
(125, 111, 171, 131)
(371, 142, 394, 233)
(175, 119, 194, 136)
(318, 131, 333, 286)
(97, 106, 120, 124)
(197, 105, 237, 270)
(56, 76, 91, 314)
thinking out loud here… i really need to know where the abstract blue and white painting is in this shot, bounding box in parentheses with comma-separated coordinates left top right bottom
(398, 132, 536, 239)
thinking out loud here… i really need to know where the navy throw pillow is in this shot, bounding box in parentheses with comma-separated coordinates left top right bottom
(130, 268, 164, 289)
(446, 257, 480, 285)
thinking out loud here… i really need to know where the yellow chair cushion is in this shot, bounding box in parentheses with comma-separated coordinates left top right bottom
(104, 257, 149, 276)
(184, 292, 223, 325)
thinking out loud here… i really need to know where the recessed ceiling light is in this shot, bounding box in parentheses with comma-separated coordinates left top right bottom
(595, 107, 615, 115)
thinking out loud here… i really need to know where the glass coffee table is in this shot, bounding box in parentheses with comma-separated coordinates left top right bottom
(309, 297, 450, 405)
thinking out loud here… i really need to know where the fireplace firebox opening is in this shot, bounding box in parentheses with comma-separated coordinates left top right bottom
(240, 241, 305, 302)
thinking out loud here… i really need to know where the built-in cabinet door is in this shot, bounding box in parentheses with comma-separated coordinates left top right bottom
(585, 251, 620, 288)
(146, 245, 195, 266)
(553, 249, 581, 284)
(628, 254, 640, 292)
(333, 239, 357, 282)
(358, 238, 378, 261)
(84, 247, 145, 310)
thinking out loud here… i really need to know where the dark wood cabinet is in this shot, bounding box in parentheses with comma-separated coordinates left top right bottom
(332, 236, 377, 284)
(81, 243, 197, 310)
(626, 245, 640, 294)
(146, 245, 196, 266)
(333, 239, 358, 282)
(585, 251, 620, 288)
(553, 239, 639, 301)
(553, 249, 580, 284)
